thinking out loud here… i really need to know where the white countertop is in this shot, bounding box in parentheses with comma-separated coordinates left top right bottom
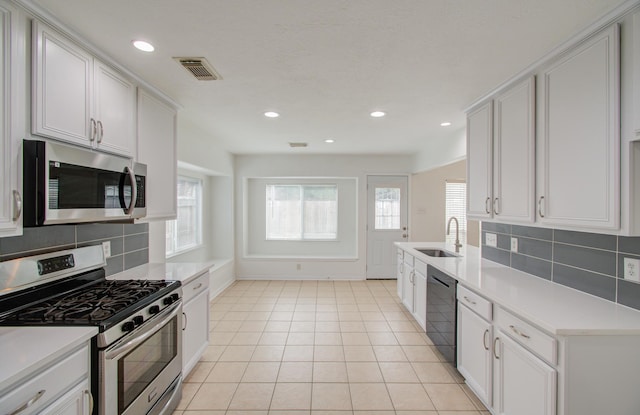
(108, 260, 218, 285)
(0, 326, 97, 392)
(396, 242, 640, 336)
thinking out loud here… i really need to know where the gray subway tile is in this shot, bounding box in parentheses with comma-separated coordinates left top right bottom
(0, 226, 76, 256)
(124, 249, 149, 270)
(516, 237, 552, 261)
(553, 243, 616, 277)
(482, 222, 511, 234)
(105, 255, 124, 276)
(617, 279, 640, 311)
(124, 233, 149, 253)
(617, 252, 640, 279)
(552, 264, 616, 302)
(554, 229, 617, 251)
(482, 222, 499, 232)
(125, 223, 149, 235)
(76, 223, 124, 242)
(619, 236, 640, 256)
(497, 233, 511, 250)
(511, 253, 552, 280)
(482, 246, 510, 266)
(77, 237, 124, 257)
(511, 225, 552, 241)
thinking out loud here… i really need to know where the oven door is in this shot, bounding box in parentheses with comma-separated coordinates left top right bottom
(100, 301, 182, 415)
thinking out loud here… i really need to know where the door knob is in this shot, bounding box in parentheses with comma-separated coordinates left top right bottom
(402, 234, 408, 238)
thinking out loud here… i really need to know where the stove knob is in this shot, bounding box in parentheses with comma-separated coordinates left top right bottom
(133, 315, 144, 326)
(149, 305, 160, 314)
(122, 321, 135, 332)
(163, 296, 174, 305)
(171, 293, 180, 302)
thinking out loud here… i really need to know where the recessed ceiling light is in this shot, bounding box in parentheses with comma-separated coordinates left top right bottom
(370, 111, 386, 118)
(441, 122, 452, 127)
(325, 139, 335, 143)
(132, 40, 154, 52)
(264, 111, 280, 118)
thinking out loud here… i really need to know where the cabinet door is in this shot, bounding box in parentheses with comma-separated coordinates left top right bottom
(182, 288, 210, 376)
(457, 303, 492, 407)
(467, 102, 493, 219)
(494, 333, 556, 415)
(32, 21, 93, 146)
(396, 251, 403, 299)
(413, 268, 427, 331)
(94, 60, 135, 157)
(137, 89, 177, 220)
(493, 77, 535, 223)
(402, 265, 414, 312)
(0, 0, 22, 237)
(538, 25, 619, 230)
(634, 12, 640, 134)
(39, 379, 91, 415)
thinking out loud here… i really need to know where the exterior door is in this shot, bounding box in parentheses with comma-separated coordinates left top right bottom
(366, 175, 408, 279)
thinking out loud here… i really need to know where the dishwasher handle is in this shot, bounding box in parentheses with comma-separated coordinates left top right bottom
(431, 275, 450, 288)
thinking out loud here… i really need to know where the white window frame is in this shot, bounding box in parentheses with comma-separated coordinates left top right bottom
(166, 175, 203, 257)
(265, 184, 338, 241)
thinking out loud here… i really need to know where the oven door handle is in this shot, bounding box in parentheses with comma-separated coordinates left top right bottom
(105, 300, 181, 361)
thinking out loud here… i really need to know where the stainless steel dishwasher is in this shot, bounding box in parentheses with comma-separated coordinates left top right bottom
(425, 265, 458, 366)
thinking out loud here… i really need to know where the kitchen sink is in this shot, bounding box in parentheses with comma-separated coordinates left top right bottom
(416, 248, 460, 258)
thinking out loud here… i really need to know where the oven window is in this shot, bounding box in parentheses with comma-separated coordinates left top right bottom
(118, 316, 178, 414)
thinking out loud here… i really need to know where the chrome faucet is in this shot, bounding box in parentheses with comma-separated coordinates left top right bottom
(446, 216, 463, 253)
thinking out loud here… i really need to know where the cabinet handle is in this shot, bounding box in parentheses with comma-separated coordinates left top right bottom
(493, 198, 500, 215)
(493, 337, 500, 359)
(84, 389, 94, 414)
(538, 196, 545, 218)
(485, 197, 491, 214)
(90, 118, 97, 142)
(509, 324, 531, 339)
(193, 282, 203, 290)
(400, 263, 404, 274)
(483, 329, 489, 351)
(8, 389, 46, 415)
(12, 190, 21, 221)
(463, 296, 476, 305)
(97, 120, 104, 143)
(182, 311, 187, 331)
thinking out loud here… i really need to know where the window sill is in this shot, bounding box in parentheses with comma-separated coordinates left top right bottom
(243, 254, 358, 261)
(166, 244, 203, 259)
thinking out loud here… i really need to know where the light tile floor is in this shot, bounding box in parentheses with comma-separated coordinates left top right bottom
(173, 279, 490, 415)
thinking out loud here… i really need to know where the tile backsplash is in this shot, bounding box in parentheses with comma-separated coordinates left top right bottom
(481, 222, 640, 311)
(0, 223, 149, 276)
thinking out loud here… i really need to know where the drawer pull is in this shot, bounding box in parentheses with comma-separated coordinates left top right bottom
(483, 329, 489, 351)
(493, 337, 500, 359)
(193, 283, 203, 290)
(9, 389, 46, 415)
(463, 296, 476, 305)
(510, 325, 531, 339)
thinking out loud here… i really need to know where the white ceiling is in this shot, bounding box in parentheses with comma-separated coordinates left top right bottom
(33, 0, 625, 155)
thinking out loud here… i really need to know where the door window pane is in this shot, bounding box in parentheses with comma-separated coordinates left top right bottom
(266, 184, 337, 240)
(375, 187, 401, 230)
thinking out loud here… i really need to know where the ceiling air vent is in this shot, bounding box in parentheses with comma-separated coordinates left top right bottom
(174, 57, 221, 81)
(289, 142, 308, 148)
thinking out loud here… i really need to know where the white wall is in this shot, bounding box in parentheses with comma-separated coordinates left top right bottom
(235, 154, 412, 279)
(412, 127, 466, 173)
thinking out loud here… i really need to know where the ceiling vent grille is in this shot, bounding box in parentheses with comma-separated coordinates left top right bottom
(289, 142, 308, 148)
(174, 57, 221, 81)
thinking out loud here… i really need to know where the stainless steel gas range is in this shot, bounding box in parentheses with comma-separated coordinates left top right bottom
(0, 245, 183, 415)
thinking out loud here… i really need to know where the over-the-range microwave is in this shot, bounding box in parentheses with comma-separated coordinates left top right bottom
(22, 139, 146, 226)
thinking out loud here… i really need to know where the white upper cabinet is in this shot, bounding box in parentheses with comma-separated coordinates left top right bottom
(467, 102, 493, 219)
(32, 21, 135, 157)
(467, 77, 535, 224)
(493, 77, 535, 223)
(137, 89, 177, 220)
(537, 25, 620, 230)
(634, 11, 640, 135)
(0, 0, 24, 238)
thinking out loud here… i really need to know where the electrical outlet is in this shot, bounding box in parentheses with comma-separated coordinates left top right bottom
(102, 241, 111, 258)
(511, 237, 518, 253)
(624, 257, 640, 282)
(485, 233, 497, 247)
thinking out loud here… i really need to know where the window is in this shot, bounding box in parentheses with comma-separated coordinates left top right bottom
(445, 180, 467, 245)
(266, 184, 337, 240)
(374, 187, 401, 230)
(166, 176, 202, 256)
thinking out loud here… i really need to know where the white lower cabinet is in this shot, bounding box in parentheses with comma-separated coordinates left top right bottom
(413, 260, 427, 331)
(401, 253, 414, 312)
(0, 342, 92, 415)
(182, 271, 210, 376)
(396, 249, 403, 299)
(494, 332, 556, 415)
